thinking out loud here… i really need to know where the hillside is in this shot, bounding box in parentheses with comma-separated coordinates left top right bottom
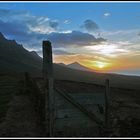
(53, 64, 140, 90)
(0, 32, 140, 90)
(0, 32, 42, 74)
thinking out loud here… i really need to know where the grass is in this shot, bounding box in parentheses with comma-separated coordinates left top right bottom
(0, 74, 19, 123)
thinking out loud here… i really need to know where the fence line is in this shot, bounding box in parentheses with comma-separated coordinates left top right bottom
(55, 87, 103, 126)
(105, 79, 110, 129)
(42, 40, 110, 137)
(43, 41, 55, 136)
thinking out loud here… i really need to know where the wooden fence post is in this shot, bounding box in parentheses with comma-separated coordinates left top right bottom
(43, 41, 54, 137)
(105, 79, 110, 129)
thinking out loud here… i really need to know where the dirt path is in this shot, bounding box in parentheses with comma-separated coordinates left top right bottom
(0, 94, 44, 137)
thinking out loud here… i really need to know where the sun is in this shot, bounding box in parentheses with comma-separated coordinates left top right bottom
(76, 60, 112, 72)
(95, 61, 106, 69)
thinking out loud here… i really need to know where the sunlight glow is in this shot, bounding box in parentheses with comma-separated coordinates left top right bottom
(83, 60, 112, 72)
(95, 61, 106, 69)
(84, 43, 121, 57)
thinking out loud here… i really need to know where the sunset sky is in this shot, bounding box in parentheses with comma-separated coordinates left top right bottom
(0, 2, 140, 76)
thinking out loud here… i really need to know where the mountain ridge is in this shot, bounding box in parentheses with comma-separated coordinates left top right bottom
(67, 61, 94, 72)
(0, 32, 42, 74)
(0, 32, 140, 90)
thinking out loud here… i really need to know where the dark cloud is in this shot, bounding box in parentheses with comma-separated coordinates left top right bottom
(53, 50, 75, 55)
(49, 21, 59, 30)
(0, 9, 59, 35)
(0, 9, 60, 46)
(47, 31, 106, 48)
(0, 19, 29, 38)
(0, 9, 107, 56)
(81, 19, 99, 32)
(0, 9, 28, 17)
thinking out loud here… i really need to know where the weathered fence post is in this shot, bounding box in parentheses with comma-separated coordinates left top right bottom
(43, 41, 54, 137)
(105, 79, 110, 129)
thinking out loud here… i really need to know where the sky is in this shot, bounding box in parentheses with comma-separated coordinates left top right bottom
(0, 2, 140, 76)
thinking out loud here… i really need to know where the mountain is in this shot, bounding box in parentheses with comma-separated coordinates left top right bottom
(0, 32, 42, 74)
(57, 63, 67, 67)
(0, 32, 140, 90)
(57, 62, 92, 72)
(53, 62, 140, 90)
(67, 62, 93, 72)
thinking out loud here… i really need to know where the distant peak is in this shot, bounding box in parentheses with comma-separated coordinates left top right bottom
(69, 62, 81, 65)
(67, 61, 94, 72)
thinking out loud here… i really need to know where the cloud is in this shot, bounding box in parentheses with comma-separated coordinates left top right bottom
(0, 19, 29, 37)
(53, 50, 75, 55)
(47, 31, 106, 48)
(0, 8, 62, 51)
(0, 9, 107, 57)
(138, 32, 140, 36)
(101, 29, 140, 45)
(64, 20, 71, 24)
(0, 9, 59, 36)
(53, 53, 111, 69)
(83, 40, 134, 59)
(0, 9, 29, 20)
(102, 29, 138, 36)
(48, 20, 59, 30)
(104, 13, 111, 17)
(81, 19, 99, 32)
